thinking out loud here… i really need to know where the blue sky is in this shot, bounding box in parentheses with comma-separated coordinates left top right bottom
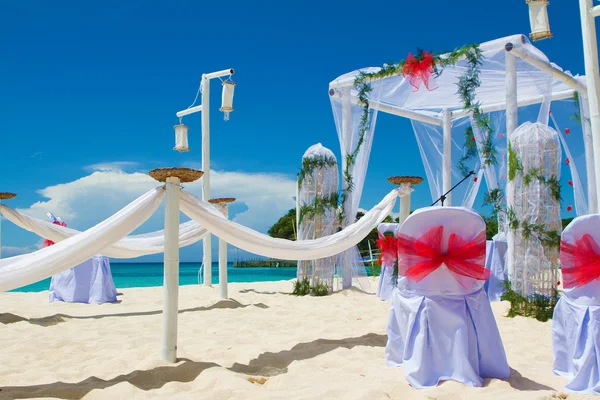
(0, 0, 595, 261)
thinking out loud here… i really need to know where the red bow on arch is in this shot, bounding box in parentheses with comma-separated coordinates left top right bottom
(402, 52, 439, 92)
(376, 233, 398, 267)
(43, 220, 67, 247)
(396, 226, 489, 287)
(560, 234, 600, 288)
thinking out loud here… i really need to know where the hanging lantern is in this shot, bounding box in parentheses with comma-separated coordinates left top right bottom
(526, 0, 552, 42)
(219, 81, 236, 121)
(173, 123, 190, 152)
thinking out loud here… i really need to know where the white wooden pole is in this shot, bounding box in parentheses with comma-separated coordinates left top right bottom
(0, 200, 3, 260)
(505, 52, 518, 284)
(202, 74, 212, 287)
(295, 174, 300, 240)
(162, 177, 180, 363)
(442, 109, 452, 206)
(579, 0, 600, 213)
(399, 188, 411, 225)
(219, 203, 229, 299)
(341, 87, 353, 289)
(580, 95, 598, 213)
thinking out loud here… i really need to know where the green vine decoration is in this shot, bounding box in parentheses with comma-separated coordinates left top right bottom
(298, 192, 340, 223)
(507, 142, 523, 182)
(572, 91, 581, 124)
(298, 155, 337, 188)
(522, 168, 562, 202)
(484, 188, 504, 216)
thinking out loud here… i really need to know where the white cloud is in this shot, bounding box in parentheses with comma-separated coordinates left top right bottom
(12, 165, 296, 261)
(83, 161, 141, 173)
(1, 244, 41, 258)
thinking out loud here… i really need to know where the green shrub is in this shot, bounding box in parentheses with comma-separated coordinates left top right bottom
(500, 280, 558, 322)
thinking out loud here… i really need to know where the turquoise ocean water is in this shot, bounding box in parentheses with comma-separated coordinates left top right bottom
(10, 262, 297, 293)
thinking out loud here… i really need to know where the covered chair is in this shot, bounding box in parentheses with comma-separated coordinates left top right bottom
(376, 222, 399, 301)
(385, 206, 510, 388)
(44, 213, 118, 304)
(553, 214, 600, 395)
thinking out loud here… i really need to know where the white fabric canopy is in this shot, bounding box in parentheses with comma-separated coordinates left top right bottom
(0, 187, 165, 292)
(180, 188, 405, 260)
(0, 205, 208, 258)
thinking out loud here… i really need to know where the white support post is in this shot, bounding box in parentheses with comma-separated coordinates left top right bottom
(162, 177, 181, 363)
(0, 200, 3, 260)
(341, 87, 353, 289)
(505, 52, 518, 284)
(202, 75, 212, 287)
(579, 0, 600, 213)
(219, 204, 229, 299)
(399, 190, 411, 224)
(295, 174, 300, 240)
(442, 109, 452, 206)
(580, 95, 598, 213)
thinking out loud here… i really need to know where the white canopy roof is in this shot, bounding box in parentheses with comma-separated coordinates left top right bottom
(329, 34, 585, 122)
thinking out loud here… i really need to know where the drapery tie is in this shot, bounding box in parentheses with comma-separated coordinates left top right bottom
(396, 226, 488, 287)
(560, 234, 600, 288)
(376, 233, 397, 267)
(402, 52, 439, 92)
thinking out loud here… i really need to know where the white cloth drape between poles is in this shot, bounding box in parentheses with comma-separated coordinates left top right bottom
(0, 205, 208, 258)
(179, 188, 406, 260)
(0, 187, 165, 292)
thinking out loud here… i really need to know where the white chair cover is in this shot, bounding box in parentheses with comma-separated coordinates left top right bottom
(49, 256, 117, 304)
(385, 206, 510, 388)
(376, 223, 399, 301)
(484, 233, 508, 302)
(553, 214, 600, 395)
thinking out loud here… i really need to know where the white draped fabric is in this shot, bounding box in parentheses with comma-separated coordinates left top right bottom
(180, 188, 404, 260)
(0, 205, 208, 258)
(0, 187, 165, 292)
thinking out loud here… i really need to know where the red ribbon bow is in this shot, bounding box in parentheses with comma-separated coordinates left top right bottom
(43, 220, 67, 247)
(396, 226, 489, 287)
(402, 52, 439, 92)
(560, 234, 600, 288)
(376, 233, 398, 267)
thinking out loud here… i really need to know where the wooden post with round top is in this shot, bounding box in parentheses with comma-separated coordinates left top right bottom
(0, 192, 17, 260)
(208, 197, 236, 300)
(149, 168, 203, 363)
(387, 176, 423, 225)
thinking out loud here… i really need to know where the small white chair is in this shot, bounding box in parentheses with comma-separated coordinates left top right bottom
(553, 214, 600, 395)
(385, 206, 510, 388)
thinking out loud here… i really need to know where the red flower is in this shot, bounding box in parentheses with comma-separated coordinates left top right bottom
(567, 205, 573, 212)
(549, 110, 552, 114)
(473, 177, 478, 182)
(498, 133, 505, 138)
(566, 158, 570, 166)
(471, 137, 476, 141)
(556, 281, 561, 286)
(565, 128, 570, 135)
(501, 174, 506, 180)
(503, 198, 507, 202)
(568, 180, 573, 187)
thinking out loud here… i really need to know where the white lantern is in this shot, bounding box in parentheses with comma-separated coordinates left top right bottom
(173, 123, 190, 152)
(527, 0, 552, 42)
(219, 81, 235, 121)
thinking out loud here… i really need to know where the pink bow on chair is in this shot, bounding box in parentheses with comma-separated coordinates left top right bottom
(560, 234, 600, 288)
(396, 226, 489, 288)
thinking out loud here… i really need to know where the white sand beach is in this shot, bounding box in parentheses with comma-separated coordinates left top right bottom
(0, 278, 594, 400)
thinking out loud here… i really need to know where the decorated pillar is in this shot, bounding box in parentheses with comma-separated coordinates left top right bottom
(208, 197, 236, 299)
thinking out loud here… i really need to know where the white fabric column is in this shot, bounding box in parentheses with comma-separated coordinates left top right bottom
(580, 95, 598, 213)
(218, 204, 229, 300)
(442, 109, 452, 206)
(202, 75, 212, 287)
(341, 88, 353, 289)
(505, 52, 518, 283)
(162, 177, 180, 363)
(579, 0, 600, 213)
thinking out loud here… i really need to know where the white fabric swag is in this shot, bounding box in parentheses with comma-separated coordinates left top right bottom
(0, 187, 165, 292)
(179, 187, 406, 260)
(0, 205, 209, 258)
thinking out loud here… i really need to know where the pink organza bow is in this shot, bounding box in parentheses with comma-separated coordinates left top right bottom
(560, 234, 600, 288)
(396, 226, 489, 288)
(402, 51, 439, 92)
(376, 233, 398, 267)
(43, 220, 67, 247)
